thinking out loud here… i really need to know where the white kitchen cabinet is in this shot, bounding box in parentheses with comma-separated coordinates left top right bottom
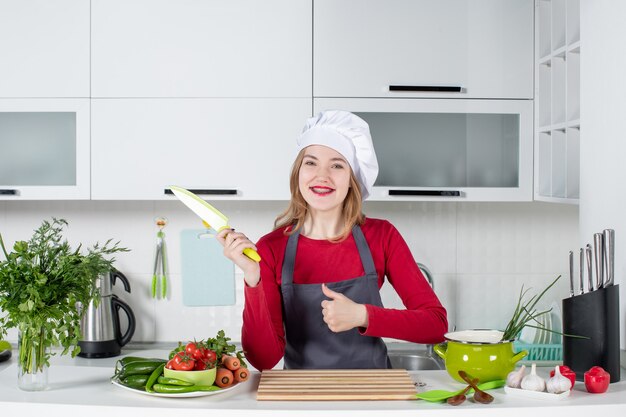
(0, 0, 89, 98)
(315, 98, 533, 202)
(91, 99, 311, 200)
(0, 99, 90, 199)
(91, 0, 312, 98)
(534, 0, 580, 204)
(314, 0, 534, 99)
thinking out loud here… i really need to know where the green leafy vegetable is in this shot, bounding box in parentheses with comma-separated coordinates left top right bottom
(0, 218, 128, 374)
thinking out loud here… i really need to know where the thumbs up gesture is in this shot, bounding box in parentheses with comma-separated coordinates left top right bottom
(320, 284, 369, 332)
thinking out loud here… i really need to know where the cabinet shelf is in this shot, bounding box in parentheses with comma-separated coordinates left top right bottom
(534, 0, 580, 204)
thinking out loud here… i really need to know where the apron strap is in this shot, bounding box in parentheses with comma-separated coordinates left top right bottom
(351, 225, 377, 277)
(281, 228, 301, 286)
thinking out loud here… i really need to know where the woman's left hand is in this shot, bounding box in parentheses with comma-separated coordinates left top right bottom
(320, 284, 368, 332)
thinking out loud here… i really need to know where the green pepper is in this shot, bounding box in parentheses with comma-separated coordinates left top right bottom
(116, 361, 166, 379)
(152, 383, 222, 394)
(157, 376, 193, 386)
(145, 363, 165, 393)
(120, 374, 149, 390)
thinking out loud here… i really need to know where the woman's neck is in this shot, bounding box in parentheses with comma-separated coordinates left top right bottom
(302, 210, 344, 240)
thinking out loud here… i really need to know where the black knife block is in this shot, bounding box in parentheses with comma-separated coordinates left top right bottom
(562, 284, 620, 383)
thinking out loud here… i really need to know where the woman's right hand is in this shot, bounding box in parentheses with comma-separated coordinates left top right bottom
(215, 229, 261, 287)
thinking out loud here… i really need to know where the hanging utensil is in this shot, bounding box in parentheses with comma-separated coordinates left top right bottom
(578, 248, 585, 295)
(151, 217, 168, 299)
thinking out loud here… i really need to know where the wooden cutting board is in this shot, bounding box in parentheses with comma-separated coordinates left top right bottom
(256, 369, 417, 401)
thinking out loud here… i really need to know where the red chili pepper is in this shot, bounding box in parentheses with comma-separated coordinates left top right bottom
(584, 366, 610, 394)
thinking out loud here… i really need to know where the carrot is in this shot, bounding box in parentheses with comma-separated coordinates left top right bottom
(233, 366, 249, 383)
(221, 355, 240, 371)
(215, 367, 234, 388)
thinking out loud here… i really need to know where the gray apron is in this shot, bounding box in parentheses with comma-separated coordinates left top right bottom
(280, 225, 390, 369)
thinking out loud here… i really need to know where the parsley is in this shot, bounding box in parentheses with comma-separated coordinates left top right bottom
(0, 218, 128, 373)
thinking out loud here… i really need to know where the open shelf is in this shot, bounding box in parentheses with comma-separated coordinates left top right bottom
(534, 0, 581, 204)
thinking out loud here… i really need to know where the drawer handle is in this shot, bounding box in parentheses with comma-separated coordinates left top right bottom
(389, 85, 463, 93)
(0, 189, 18, 195)
(164, 188, 238, 196)
(388, 190, 461, 197)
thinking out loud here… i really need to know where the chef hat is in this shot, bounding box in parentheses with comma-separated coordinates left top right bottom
(297, 110, 379, 200)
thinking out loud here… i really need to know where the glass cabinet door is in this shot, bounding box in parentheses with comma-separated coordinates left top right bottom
(314, 98, 533, 201)
(0, 99, 90, 200)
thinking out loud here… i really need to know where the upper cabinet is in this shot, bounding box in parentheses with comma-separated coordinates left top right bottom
(314, 0, 534, 99)
(534, 0, 580, 204)
(0, 0, 90, 98)
(0, 99, 91, 200)
(91, 98, 310, 200)
(91, 0, 312, 98)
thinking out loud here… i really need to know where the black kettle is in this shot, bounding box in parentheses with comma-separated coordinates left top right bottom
(78, 269, 136, 358)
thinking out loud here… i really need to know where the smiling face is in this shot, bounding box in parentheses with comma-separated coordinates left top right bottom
(298, 145, 352, 217)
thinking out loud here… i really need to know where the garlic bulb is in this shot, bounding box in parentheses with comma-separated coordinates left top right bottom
(506, 365, 526, 388)
(521, 363, 546, 392)
(546, 365, 572, 394)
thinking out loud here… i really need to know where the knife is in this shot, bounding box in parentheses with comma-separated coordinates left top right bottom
(169, 185, 261, 262)
(568, 250, 574, 297)
(586, 244, 594, 292)
(593, 233, 604, 290)
(579, 248, 585, 295)
(603, 229, 615, 287)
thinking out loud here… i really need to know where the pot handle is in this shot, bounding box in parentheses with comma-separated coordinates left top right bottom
(433, 343, 447, 360)
(511, 350, 528, 364)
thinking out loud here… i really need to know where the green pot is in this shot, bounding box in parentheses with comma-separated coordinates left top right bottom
(434, 330, 527, 383)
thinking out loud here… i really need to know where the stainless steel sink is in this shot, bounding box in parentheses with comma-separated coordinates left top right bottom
(388, 346, 445, 370)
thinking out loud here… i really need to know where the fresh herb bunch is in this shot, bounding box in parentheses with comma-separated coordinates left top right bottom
(0, 218, 128, 373)
(501, 275, 561, 341)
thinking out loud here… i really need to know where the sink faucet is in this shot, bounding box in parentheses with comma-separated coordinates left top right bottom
(417, 262, 434, 290)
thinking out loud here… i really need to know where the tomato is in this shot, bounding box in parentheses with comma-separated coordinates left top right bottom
(172, 352, 195, 371)
(584, 366, 610, 394)
(193, 359, 207, 371)
(185, 342, 201, 360)
(549, 365, 576, 390)
(165, 359, 176, 370)
(203, 349, 217, 365)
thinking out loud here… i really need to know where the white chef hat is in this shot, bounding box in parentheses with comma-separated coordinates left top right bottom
(297, 110, 379, 200)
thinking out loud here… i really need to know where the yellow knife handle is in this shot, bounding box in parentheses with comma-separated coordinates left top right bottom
(243, 248, 261, 262)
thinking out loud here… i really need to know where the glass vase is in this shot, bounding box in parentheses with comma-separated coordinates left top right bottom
(17, 326, 49, 391)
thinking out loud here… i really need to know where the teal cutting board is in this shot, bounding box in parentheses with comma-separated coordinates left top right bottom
(180, 229, 235, 306)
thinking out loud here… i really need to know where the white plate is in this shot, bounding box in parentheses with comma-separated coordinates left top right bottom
(504, 385, 570, 400)
(111, 378, 241, 398)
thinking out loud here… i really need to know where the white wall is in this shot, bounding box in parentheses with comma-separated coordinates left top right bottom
(580, 0, 626, 349)
(0, 200, 578, 345)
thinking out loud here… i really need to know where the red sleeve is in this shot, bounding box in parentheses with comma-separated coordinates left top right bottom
(360, 221, 448, 344)
(240, 232, 286, 371)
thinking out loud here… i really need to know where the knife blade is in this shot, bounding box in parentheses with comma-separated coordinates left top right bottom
(593, 233, 604, 290)
(568, 250, 574, 297)
(586, 244, 594, 292)
(603, 229, 615, 287)
(579, 248, 585, 295)
(169, 185, 261, 262)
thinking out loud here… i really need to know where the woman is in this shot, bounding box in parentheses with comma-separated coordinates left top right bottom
(217, 110, 447, 370)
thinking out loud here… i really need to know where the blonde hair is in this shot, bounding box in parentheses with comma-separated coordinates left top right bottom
(274, 149, 365, 242)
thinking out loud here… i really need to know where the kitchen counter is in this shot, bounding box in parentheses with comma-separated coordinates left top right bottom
(1, 347, 625, 417)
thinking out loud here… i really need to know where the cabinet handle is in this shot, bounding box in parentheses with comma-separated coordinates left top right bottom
(0, 189, 18, 195)
(389, 85, 463, 93)
(164, 188, 238, 196)
(388, 190, 461, 197)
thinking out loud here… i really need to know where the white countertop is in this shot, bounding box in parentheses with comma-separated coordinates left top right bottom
(1, 347, 625, 417)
